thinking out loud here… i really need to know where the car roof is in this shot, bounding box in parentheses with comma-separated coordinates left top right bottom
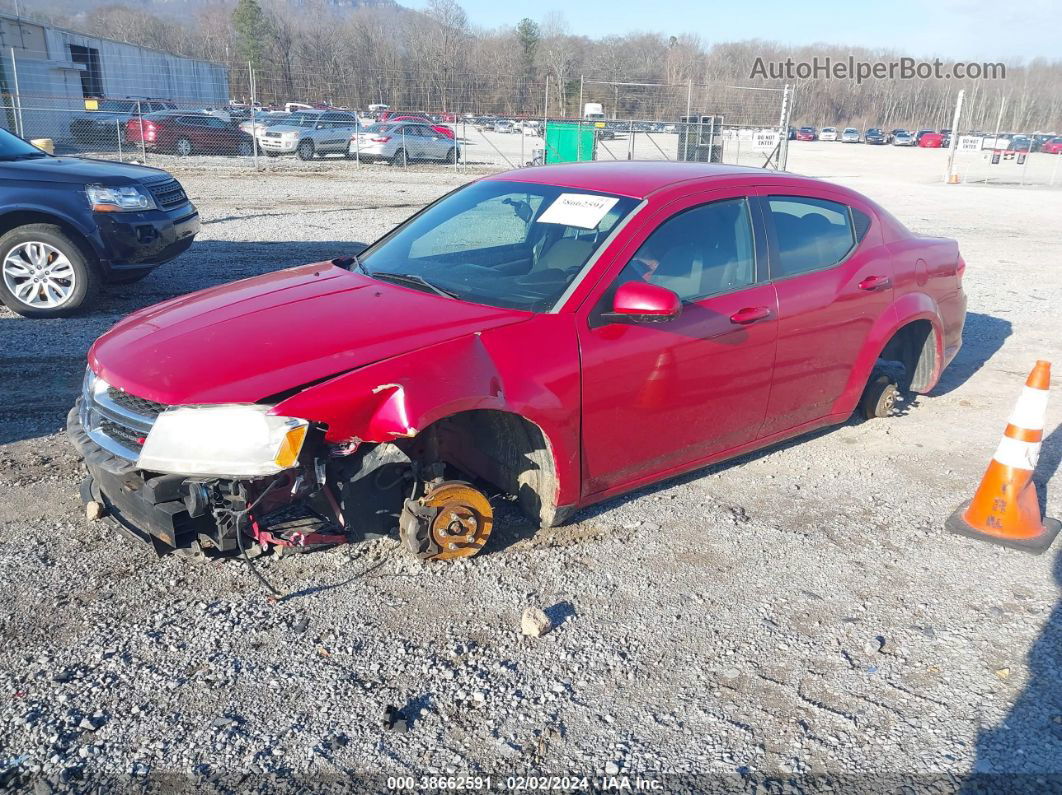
(485, 161, 794, 199)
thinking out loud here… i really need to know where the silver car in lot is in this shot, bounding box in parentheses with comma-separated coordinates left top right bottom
(255, 110, 359, 159)
(349, 122, 460, 165)
(841, 127, 862, 143)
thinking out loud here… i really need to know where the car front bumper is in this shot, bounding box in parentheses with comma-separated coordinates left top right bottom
(257, 137, 299, 152)
(68, 404, 215, 552)
(94, 204, 199, 273)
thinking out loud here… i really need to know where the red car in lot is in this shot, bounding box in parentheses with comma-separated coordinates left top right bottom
(1039, 137, 1062, 154)
(125, 112, 255, 156)
(795, 126, 818, 141)
(69, 162, 966, 561)
(918, 132, 945, 148)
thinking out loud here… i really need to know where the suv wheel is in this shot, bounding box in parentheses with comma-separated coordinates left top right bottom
(237, 140, 253, 157)
(0, 225, 98, 318)
(297, 139, 315, 160)
(447, 147, 458, 164)
(176, 137, 193, 156)
(390, 147, 407, 166)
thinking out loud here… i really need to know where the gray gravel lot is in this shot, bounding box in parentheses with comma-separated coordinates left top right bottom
(1, 149, 1061, 790)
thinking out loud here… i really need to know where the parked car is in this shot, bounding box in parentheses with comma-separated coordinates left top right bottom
(841, 128, 861, 143)
(349, 122, 459, 165)
(864, 128, 890, 145)
(0, 129, 198, 318)
(389, 115, 456, 139)
(1041, 137, 1062, 154)
(892, 131, 915, 146)
(238, 111, 291, 138)
(494, 120, 515, 134)
(918, 132, 945, 148)
(914, 130, 936, 145)
(68, 161, 966, 559)
(820, 127, 838, 141)
(889, 129, 907, 139)
(1005, 135, 1033, 153)
(69, 98, 178, 146)
(124, 112, 254, 157)
(255, 110, 360, 159)
(795, 126, 817, 141)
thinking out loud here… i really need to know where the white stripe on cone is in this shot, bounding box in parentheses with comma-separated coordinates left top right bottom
(1008, 386, 1049, 430)
(992, 436, 1042, 471)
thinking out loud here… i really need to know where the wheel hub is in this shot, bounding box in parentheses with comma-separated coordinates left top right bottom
(399, 480, 493, 561)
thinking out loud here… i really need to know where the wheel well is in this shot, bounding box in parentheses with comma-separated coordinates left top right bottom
(878, 320, 936, 393)
(406, 409, 560, 528)
(0, 211, 99, 266)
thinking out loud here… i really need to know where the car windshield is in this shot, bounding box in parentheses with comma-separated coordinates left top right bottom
(0, 128, 48, 160)
(360, 180, 640, 312)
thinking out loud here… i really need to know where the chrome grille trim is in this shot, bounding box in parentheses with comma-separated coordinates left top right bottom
(80, 369, 166, 462)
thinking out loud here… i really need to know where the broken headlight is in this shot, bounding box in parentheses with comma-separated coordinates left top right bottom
(137, 405, 309, 478)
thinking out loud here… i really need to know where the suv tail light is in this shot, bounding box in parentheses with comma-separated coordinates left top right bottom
(370, 136, 391, 143)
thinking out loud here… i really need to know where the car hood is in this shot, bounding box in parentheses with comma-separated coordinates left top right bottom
(88, 263, 530, 406)
(0, 155, 174, 185)
(259, 123, 313, 134)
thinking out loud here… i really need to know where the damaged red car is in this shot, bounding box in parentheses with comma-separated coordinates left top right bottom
(68, 162, 967, 560)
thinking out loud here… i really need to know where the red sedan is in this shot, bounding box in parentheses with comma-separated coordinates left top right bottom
(1041, 137, 1062, 154)
(69, 162, 966, 560)
(918, 132, 945, 148)
(795, 126, 818, 141)
(125, 112, 254, 156)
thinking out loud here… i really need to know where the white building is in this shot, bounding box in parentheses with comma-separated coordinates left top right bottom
(1, 12, 229, 142)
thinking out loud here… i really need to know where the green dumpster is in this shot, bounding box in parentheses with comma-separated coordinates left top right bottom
(543, 121, 597, 164)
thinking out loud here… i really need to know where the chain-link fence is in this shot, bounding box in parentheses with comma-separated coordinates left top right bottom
(2, 46, 793, 175)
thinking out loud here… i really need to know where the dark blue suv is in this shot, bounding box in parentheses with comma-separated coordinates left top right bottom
(0, 128, 199, 318)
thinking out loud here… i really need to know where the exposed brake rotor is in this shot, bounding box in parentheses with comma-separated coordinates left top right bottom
(399, 480, 493, 561)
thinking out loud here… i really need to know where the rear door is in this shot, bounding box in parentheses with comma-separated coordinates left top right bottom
(759, 193, 893, 435)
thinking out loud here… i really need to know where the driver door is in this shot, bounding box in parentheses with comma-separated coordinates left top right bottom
(577, 190, 779, 496)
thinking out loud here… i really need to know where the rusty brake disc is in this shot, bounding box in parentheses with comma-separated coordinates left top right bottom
(401, 480, 493, 561)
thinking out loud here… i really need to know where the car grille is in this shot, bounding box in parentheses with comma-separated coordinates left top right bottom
(146, 178, 188, 210)
(265, 131, 282, 138)
(80, 369, 168, 462)
(106, 386, 166, 418)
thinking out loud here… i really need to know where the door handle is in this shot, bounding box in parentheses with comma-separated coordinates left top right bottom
(729, 306, 772, 324)
(859, 275, 891, 291)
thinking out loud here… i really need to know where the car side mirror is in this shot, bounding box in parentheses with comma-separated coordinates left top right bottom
(607, 281, 682, 323)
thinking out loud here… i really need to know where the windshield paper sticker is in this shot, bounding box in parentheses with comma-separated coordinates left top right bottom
(537, 193, 620, 229)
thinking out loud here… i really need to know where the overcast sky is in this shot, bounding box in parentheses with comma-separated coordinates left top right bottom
(407, 0, 1062, 61)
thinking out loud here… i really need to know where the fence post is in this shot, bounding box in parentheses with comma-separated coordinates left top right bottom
(10, 48, 24, 138)
(116, 119, 122, 161)
(685, 79, 692, 120)
(543, 75, 549, 130)
(249, 62, 260, 171)
(138, 102, 147, 163)
(578, 75, 584, 118)
(453, 117, 459, 174)
(402, 126, 407, 169)
(627, 119, 634, 160)
(944, 89, 964, 184)
(778, 84, 792, 170)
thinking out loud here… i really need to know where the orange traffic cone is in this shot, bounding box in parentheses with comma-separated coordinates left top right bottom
(947, 360, 1060, 553)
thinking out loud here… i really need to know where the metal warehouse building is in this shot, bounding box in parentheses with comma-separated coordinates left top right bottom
(0, 12, 229, 143)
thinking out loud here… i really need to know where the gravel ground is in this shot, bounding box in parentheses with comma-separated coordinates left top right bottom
(1, 148, 1061, 791)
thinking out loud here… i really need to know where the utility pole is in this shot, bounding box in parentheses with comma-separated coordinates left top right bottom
(578, 75, 583, 119)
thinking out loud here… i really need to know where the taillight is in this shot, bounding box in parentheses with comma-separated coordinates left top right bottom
(371, 136, 390, 143)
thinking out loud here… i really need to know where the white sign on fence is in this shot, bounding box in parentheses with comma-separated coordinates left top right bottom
(752, 129, 779, 151)
(957, 136, 983, 153)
